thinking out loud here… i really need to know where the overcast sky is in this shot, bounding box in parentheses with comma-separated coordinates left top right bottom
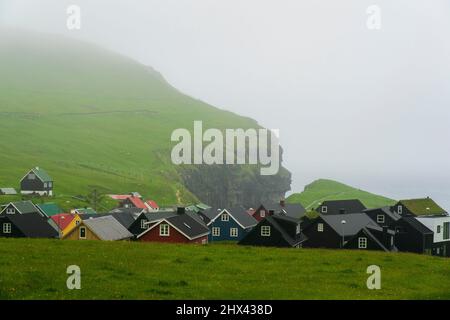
(1, 0, 450, 206)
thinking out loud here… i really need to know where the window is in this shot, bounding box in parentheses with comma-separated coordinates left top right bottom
(358, 237, 367, 249)
(221, 213, 229, 222)
(230, 228, 238, 237)
(321, 206, 327, 213)
(159, 224, 170, 236)
(6, 208, 15, 214)
(48, 182, 52, 188)
(79, 227, 86, 239)
(212, 227, 220, 237)
(437, 225, 441, 233)
(3, 223, 11, 234)
(317, 223, 324, 232)
(260, 210, 265, 218)
(444, 222, 450, 240)
(296, 224, 301, 234)
(377, 215, 385, 224)
(28, 173, 35, 180)
(202, 238, 207, 245)
(44, 183, 47, 188)
(397, 205, 402, 214)
(141, 219, 149, 229)
(261, 226, 271, 237)
(75, 220, 80, 225)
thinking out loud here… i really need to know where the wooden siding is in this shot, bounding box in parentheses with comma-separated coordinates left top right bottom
(139, 223, 207, 244)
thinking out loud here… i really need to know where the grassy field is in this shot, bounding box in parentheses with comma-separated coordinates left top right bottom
(0, 238, 448, 300)
(287, 179, 396, 210)
(0, 29, 281, 209)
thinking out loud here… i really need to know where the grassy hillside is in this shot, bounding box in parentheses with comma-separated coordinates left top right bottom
(287, 179, 396, 210)
(0, 238, 448, 299)
(0, 29, 289, 209)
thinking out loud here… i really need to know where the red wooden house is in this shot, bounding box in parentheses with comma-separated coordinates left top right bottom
(137, 208, 209, 244)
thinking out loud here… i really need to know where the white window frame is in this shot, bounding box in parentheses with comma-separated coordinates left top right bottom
(79, 227, 87, 239)
(321, 206, 328, 213)
(48, 182, 52, 188)
(44, 182, 48, 188)
(260, 210, 265, 218)
(6, 207, 15, 215)
(212, 227, 220, 237)
(296, 224, 301, 234)
(141, 219, 149, 229)
(28, 173, 36, 180)
(358, 237, 367, 249)
(230, 228, 238, 238)
(377, 214, 385, 224)
(261, 226, 271, 237)
(159, 224, 170, 237)
(317, 223, 324, 232)
(3, 223, 12, 234)
(202, 238, 207, 245)
(221, 213, 229, 222)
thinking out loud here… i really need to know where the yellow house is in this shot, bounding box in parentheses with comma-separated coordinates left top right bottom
(51, 213, 82, 238)
(63, 215, 133, 241)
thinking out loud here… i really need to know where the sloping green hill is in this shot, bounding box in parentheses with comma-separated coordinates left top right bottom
(0, 239, 449, 299)
(0, 29, 290, 209)
(287, 179, 396, 210)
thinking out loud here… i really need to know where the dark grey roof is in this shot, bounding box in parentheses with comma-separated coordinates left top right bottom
(320, 213, 378, 237)
(83, 216, 133, 240)
(164, 214, 210, 239)
(1, 201, 41, 215)
(205, 207, 258, 228)
(364, 207, 402, 221)
(107, 212, 137, 229)
(143, 211, 178, 223)
(402, 217, 433, 234)
(318, 199, 366, 215)
(5, 214, 58, 238)
(268, 215, 307, 246)
(261, 203, 306, 219)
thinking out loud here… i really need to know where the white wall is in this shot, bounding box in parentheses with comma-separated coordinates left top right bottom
(416, 217, 450, 243)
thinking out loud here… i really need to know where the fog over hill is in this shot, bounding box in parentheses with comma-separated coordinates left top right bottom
(2, 0, 450, 208)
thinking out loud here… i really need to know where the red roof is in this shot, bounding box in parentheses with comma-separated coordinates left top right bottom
(146, 200, 159, 209)
(51, 214, 75, 230)
(129, 196, 147, 209)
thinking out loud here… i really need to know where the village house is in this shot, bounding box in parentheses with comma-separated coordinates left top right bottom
(129, 210, 178, 237)
(416, 215, 450, 257)
(51, 213, 82, 238)
(392, 216, 434, 254)
(251, 199, 306, 221)
(63, 215, 133, 241)
(137, 207, 210, 244)
(0, 200, 44, 217)
(239, 215, 307, 248)
(0, 188, 17, 195)
(20, 167, 54, 196)
(302, 213, 388, 250)
(344, 225, 396, 252)
(0, 213, 58, 238)
(198, 207, 258, 242)
(391, 197, 447, 217)
(364, 207, 401, 228)
(315, 199, 366, 215)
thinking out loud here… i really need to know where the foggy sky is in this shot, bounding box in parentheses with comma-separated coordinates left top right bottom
(1, 0, 450, 206)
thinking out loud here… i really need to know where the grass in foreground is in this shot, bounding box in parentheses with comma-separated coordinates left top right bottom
(0, 239, 448, 300)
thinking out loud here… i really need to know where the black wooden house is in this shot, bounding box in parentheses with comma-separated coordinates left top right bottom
(20, 167, 54, 196)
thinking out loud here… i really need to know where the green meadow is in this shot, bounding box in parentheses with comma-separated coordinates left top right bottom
(288, 179, 396, 210)
(0, 238, 448, 300)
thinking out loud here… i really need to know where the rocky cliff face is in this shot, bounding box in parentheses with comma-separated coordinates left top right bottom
(179, 164, 291, 208)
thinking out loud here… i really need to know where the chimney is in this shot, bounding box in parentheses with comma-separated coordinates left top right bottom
(177, 207, 185, 215)
(280, 198, 285, 207)
(339, 208, 346, 214)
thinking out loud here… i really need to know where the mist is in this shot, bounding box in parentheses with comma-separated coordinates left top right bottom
(1, 0, 450, 207)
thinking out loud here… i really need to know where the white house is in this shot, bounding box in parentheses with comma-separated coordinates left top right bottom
(416, 215, 450, 257)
